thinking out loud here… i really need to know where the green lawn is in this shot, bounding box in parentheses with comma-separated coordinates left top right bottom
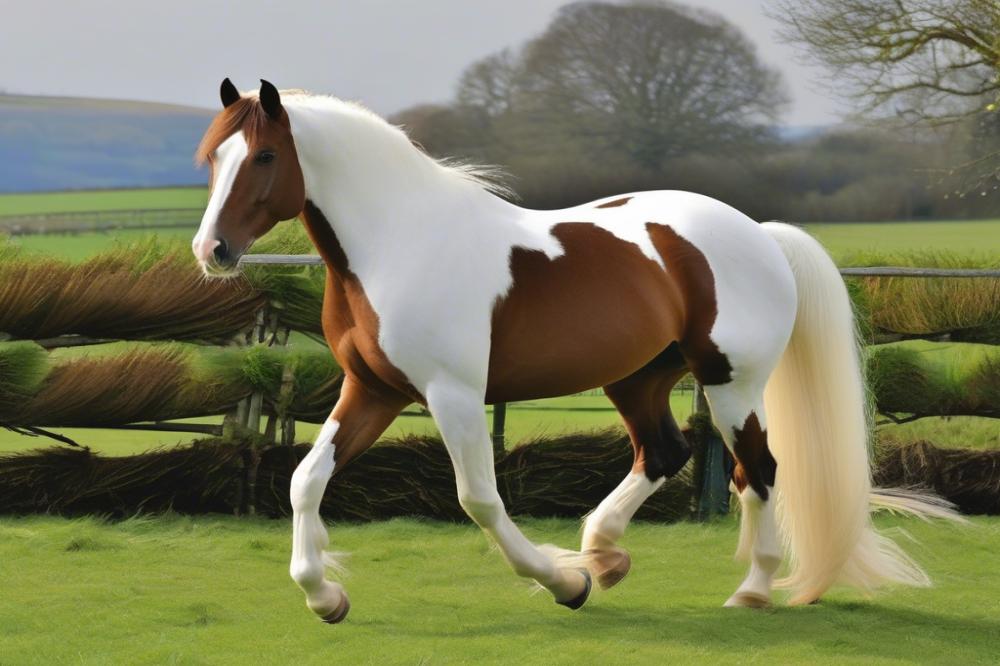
(13, 227, 198, 261)
(0, 187, 207, 216)
(879, 417, 1000, 450)
(0, 513, 995, 665)
(806, 219, 1000, 258)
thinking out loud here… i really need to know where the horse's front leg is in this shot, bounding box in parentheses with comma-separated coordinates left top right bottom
(426, 379, 592, 609)
(289, 375, 407, 623)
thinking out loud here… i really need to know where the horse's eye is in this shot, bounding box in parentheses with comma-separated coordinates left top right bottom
(255, 150, 276, 164)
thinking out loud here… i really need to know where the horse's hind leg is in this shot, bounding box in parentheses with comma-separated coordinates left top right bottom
(699, 371, 781, 608)
(582, 344, 691, 590)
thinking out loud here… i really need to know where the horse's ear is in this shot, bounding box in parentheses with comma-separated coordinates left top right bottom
(220, 77, 240, 108)
(259, 79, 282, 120)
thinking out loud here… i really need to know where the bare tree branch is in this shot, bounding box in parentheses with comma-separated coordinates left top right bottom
(768, 0, 1000, 188)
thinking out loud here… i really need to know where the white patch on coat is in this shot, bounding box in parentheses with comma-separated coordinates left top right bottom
(192, 132, 248, 263)
(289, 418, 345, 610)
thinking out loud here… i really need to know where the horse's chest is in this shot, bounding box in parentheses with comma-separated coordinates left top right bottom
(321, 273, 422, 402)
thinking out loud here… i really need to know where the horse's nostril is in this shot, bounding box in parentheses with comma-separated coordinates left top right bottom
(213, 239, 230, 263)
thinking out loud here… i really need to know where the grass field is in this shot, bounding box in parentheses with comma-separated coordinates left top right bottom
(0, 513, 995, 665)
(13, 227, 197, 261)
(808, 219, 1000, 258)
(0, 187, 207, 216)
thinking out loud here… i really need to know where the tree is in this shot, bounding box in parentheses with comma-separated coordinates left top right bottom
(455, 49, 522, 117)
(389, 104, 486, 158)
(770, 0, 1000, 191)
(454, 1, 787, 171)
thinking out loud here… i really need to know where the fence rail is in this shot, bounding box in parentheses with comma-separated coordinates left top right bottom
(839, 267, 1000, 278)
(240, 254, 1000, 278)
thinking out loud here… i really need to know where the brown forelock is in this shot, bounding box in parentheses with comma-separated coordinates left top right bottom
(486, 223, 686, 403)
(195, 97, 267, 165)
(298, 201, 423, 405)
(196, 97, 305, 256)
(596, 197, 632, 209)
(644, 223, 733, 385)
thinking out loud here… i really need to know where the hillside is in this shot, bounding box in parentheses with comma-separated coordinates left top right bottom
(0, 94, 213, 193)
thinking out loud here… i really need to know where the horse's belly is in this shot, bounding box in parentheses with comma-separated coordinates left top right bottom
(485, 325, 678, 402)
(485, 222, 684, 403)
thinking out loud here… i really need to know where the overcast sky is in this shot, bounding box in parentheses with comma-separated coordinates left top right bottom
(2, 0, 838, 126)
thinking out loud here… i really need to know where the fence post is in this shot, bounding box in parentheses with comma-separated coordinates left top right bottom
(694, 383, 729, 520)
(491, 402, 507, 457)
(243, 307, 269, 516)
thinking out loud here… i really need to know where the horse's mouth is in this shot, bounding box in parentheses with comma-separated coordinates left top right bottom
(200, 257, 243, 279)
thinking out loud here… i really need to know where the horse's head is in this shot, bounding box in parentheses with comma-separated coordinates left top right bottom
(192, 78, 305, 276)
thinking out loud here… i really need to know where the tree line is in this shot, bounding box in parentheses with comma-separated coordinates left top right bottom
(390, 1, 997, 222)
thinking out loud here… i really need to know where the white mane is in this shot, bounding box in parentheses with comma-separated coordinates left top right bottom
(275, 90, 514, 199)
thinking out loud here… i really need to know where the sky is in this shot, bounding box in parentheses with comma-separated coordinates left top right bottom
(1, 0, 837, 126)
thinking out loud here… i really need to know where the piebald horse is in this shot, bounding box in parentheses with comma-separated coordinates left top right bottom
(193, 79, 951, 623)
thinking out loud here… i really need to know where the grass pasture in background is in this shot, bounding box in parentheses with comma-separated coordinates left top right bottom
(1, 186, 999, 259)
(807, 219, 1000, 258)
(0, 187, 207, 216)
(1, 513, 997, 665)
(13, 227, 197, 261)
(0, 188, 997, 455)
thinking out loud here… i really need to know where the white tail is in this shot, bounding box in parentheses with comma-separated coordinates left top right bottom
(760, 222, 955, 604)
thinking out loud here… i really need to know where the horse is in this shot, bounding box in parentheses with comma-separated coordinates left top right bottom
(192, 79, 956, 624)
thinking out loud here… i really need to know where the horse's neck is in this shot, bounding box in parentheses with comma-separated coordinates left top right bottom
(287, 101, 517, 278)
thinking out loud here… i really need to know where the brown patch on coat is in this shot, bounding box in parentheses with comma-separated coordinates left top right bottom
(487, 223, 686, 403)
(299, 200, 423, 405)
(645, 223, 732, 385)
(730, 412, 777, 499)
(326, 375, 410, 473)
(487, 221, 733, 401)
(596, 197, 632, 209)
(603, 342, 691, 481)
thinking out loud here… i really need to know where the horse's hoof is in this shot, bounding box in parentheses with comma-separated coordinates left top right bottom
(723, 591, 771, 609)
(593, 547, 631, 590)
(320, 594, 351, 624)
(556, 569, 592, 611)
